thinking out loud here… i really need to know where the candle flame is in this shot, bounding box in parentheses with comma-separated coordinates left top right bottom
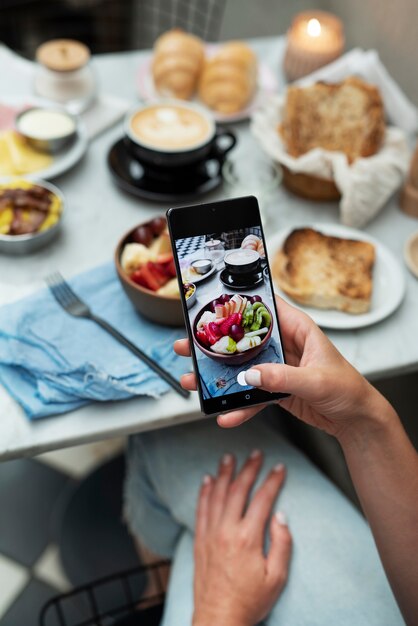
(307, 18, 321, 37)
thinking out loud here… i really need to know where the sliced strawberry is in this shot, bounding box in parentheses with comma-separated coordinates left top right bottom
(130, 266, 160, 291)
(219, 313, 243, 336)
(130, 269, 149, 288)
(196, 329, 210, 347)
(206, 322, 223, 345)
(156, 253, 173, 264)
(147, 262, 169, 287)
(166, 258, 177, 278)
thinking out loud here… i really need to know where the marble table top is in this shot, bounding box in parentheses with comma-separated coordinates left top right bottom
(1, 37, 417, 461)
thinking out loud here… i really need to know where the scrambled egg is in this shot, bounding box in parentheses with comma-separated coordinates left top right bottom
(0, 130, 52, 175)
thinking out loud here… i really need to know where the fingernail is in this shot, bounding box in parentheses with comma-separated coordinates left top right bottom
(222, 453, 233, 465)
(275, 511, 287, 526)
(273, 462, 284, 473)
(245, 369, 262, 387)
(250, 448, 262, 459)
(202, 474, 212, 485)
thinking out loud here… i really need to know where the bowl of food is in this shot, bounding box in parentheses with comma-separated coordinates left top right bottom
(193, 293, 273, 365)
(184, 282, 197, 309)
(0, 178, 64, 254)
(115, 216, 185, 326)
(15, 107, 78, 154)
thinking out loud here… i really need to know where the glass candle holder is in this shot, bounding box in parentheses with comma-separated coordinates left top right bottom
(283, 11, 345, 82)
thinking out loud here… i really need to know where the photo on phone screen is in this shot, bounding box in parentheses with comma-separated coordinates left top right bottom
(168, 197, 287, 416)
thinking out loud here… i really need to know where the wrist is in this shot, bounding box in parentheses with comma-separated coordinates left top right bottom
(193, 610, 250, 626)
(336, 385, 398, 451)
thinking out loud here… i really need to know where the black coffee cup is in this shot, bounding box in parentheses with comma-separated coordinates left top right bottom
(124, 101, 236, 169)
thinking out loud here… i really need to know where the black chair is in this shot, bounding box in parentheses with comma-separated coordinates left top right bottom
(39, 560, 168, 626)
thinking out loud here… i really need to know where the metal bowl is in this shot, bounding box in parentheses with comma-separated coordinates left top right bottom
(185, 283, 197, 309)
(0, 179, 64, 255)
(15, 107, 78, 154)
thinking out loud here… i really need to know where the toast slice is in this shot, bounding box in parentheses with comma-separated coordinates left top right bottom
(280, 77, 385, 163)
(272, 228, 375, 314)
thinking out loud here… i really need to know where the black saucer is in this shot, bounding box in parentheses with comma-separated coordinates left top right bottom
(107, 138, 223, 202)
(220, 268, 265, 290)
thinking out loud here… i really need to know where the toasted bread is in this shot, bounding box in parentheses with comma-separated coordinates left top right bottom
(272, 228, 375, 314)
(280, 77, 385, 163)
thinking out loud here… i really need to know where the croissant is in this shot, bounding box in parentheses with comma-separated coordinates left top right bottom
(199, 42, 257, 113)
(152, 29, 204, 100)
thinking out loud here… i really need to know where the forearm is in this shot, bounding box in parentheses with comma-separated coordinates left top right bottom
(338, 393, 418, 626)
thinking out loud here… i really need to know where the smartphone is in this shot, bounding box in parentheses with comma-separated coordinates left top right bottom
(167, 196, 287, 416)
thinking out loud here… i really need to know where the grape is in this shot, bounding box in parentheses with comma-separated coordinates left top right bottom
(150, 216, 166, 236)
(250, 295, 262, 304)
(230, 324, 244, 342)
(218, 294, 230, 304)
(132, 224, 153, 246)
(209, 299, 221, 312)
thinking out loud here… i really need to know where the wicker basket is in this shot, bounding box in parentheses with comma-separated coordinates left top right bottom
(282, 166, 341, 202)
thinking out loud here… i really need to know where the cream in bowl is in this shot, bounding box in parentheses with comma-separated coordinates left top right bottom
(16, 107, 77, 153)
(124, 100, 236, 169)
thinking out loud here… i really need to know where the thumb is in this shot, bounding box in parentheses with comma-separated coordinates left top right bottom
(244, 363, 322, 400)
(266, 512, 292, 585)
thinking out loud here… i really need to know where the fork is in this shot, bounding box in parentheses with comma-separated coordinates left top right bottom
(46, 272, 190, 399)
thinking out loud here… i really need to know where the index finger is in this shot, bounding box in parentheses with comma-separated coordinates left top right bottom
(174, 338, 191, 357)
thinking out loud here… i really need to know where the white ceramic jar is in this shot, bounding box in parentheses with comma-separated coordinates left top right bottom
(34, 39, 97, 114)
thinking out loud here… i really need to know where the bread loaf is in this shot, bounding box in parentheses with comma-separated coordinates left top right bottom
(152, 29, 204, 100)
(199, 42, 257, 113)
(272, 228, 375, 314)
(280, 77, 385, 163)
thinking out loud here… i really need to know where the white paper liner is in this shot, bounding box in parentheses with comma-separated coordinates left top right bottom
(251, 94, 410, 228)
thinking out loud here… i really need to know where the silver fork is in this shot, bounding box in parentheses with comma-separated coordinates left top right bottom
(46, 272, 189, 399)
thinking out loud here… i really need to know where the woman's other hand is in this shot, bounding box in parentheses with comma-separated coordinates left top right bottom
(192, 451, 291, 626)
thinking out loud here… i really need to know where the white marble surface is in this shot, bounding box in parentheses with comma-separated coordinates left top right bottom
(1, 38, 418, 461)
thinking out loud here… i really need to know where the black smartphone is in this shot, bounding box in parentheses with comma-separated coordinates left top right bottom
(167, 196, 287, 416)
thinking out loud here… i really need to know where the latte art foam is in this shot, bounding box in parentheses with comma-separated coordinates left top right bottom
(225, 249, 259, 266)
(130, 105, 212, 150)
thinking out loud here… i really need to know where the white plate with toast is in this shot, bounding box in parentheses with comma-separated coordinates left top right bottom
(267, 223, 406, 330)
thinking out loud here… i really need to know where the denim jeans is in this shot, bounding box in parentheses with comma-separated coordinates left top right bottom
(124, 413, 404, 626)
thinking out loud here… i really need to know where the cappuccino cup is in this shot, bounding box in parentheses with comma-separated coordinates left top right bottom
(224, 249, 261, 276)
(124, 100, 236, 169)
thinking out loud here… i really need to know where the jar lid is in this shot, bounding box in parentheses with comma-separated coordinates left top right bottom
(36, 39, 90, 72)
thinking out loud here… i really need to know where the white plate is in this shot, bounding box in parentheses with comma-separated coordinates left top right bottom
(267, 223, 406, 330)
(136, 48, 278, 123)
(0, 96, 88, 182)
(183, 263, 217, 284)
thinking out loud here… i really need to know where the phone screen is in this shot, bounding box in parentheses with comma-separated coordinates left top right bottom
(167, 196, 287, 415)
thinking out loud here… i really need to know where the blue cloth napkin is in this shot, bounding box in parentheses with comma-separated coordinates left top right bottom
(0, 263, 190, 420)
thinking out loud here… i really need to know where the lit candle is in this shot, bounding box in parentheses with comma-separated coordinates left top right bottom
(283, 11, 345, 82)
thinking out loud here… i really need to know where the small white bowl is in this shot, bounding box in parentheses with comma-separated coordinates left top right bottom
(16, 107, 78, 154)
(191, 258, 212, 275)
(404, 231, 418, 279)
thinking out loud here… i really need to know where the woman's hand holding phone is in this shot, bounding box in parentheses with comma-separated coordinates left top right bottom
(175, 295, 396, 443)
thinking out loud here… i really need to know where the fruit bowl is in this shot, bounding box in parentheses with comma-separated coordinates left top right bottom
(192, 295, 273, 365)
(115, 217, 185, 326)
